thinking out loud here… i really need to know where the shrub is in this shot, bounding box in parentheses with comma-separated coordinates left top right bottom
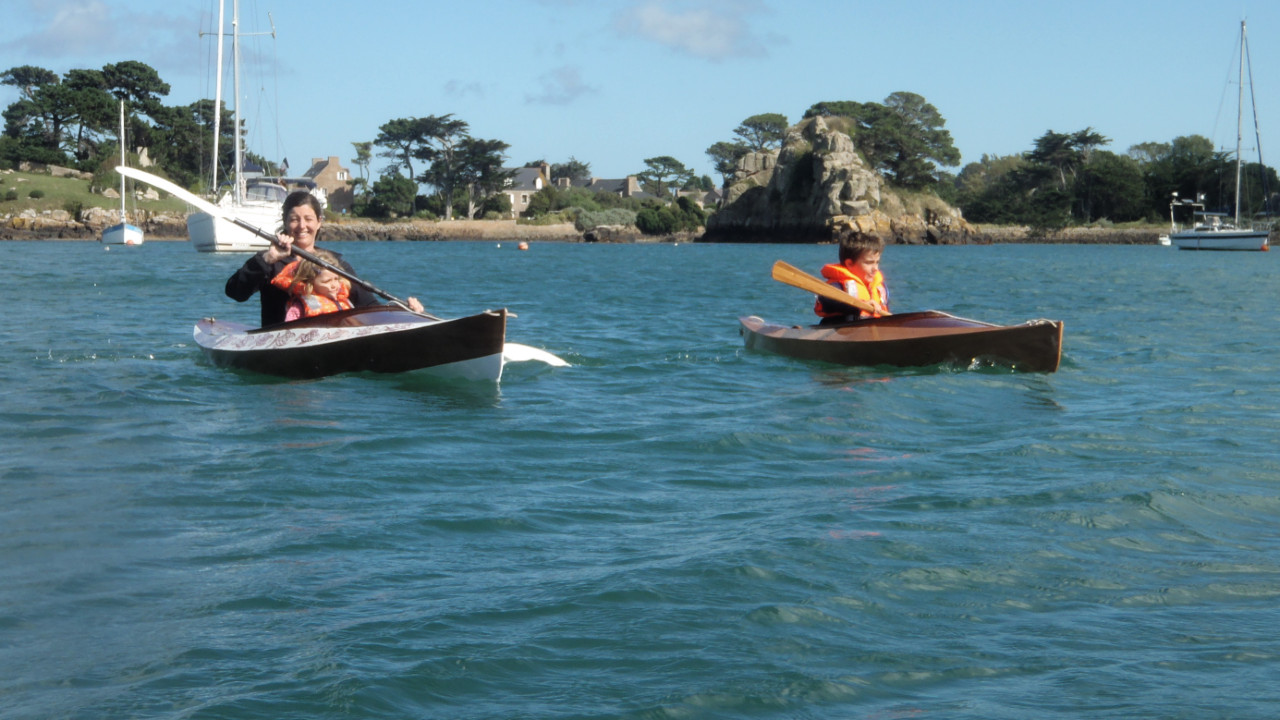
(28, 189, 44, 199)
(576, 207, 637, 232)
(635, 207, 677, 235)
(3, 189, 17, 202)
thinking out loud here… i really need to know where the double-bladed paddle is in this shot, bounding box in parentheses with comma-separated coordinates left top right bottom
(115, 166, 571, 367)
(115, 165, 426, 315)
(770, 260, 888, 315)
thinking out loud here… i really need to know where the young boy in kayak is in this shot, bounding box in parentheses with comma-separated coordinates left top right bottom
(271, 249, 355, 321)
(813, 234, 890, 323)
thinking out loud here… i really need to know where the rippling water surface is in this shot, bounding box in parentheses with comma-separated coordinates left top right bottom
(2, 239, 1279, 719)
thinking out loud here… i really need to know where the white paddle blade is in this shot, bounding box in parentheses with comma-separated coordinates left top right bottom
(115, 166, 222, 218)
(503, 343, 569, 367)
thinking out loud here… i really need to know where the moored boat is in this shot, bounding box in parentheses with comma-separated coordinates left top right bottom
(1169, 212, 1269, 251)
(740, 311, 1064, 373)
(1169, 21, 1273, 252)
(102, 100, 143, 246)
(187, 0, 289, 253)
(194, 306, 508, 380)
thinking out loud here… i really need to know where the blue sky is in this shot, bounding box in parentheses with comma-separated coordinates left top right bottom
(4, 0, 1280, 180)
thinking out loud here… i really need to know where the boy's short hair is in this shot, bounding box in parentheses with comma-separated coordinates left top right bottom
(838, 233, 885, 264)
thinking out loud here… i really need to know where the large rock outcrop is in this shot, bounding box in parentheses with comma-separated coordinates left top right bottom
(702, 116, 975, 245)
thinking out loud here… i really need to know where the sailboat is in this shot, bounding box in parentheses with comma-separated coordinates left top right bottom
(186, 0, 286, 252)
(102, 100, 144, 246)
(1170, 21, 1272, 251)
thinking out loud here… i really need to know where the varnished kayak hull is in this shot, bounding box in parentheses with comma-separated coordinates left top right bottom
(194, 306, 507, 380)
(740, 311, 1063, 372)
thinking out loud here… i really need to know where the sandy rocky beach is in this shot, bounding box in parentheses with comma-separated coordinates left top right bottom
(1, 206, 1165, 244)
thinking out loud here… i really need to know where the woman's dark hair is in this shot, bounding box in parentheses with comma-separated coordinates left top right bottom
(282, 190, 324, 225)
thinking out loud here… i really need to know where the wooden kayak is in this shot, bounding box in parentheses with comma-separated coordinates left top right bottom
(194, 306, 508, 380)
(740, 311, 1064, 372)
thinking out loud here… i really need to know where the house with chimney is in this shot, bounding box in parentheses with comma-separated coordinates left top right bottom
(503, 163, 551, 218)
(302, 156, 355, 214)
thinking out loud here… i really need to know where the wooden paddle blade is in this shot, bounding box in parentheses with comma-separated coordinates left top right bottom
(771, 260, 879, 314)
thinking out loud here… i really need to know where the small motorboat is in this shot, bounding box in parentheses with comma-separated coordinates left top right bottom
(194, 306, 509, 380)
(740, 311, 1064, 373)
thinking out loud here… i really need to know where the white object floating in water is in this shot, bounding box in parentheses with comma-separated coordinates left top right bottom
(503, 343, 569, 366)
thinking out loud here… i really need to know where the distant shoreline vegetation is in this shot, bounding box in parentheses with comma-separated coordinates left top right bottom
(5, 60, 1278, 238)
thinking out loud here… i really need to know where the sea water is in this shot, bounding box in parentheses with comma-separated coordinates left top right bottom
(1, 239, 1278, 719)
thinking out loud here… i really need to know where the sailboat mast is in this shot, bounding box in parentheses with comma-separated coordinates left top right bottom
(211, 0, 225, 195)
(118, 100, 127, 223)
(232, 0, 243, 205)
(1235, 20, 1245, 225)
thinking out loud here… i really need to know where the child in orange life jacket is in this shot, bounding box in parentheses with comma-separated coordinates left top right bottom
(813, 234, 890, 323)
(270, 249, 354, 321)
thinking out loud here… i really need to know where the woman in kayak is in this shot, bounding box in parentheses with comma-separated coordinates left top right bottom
(224, 190, 424, 326)
(813, 233, 890, 323)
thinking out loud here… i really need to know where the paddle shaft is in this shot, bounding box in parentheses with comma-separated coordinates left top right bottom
(115, 166, 430, 315)
(770, 260, 886, 315)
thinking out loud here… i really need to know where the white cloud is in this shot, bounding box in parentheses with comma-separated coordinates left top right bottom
(1, 0, 193, 76)
(614, 0, 771, 60)
(524, 66, 597, 106)
(3, 0, 116, 58)
(444, 80, 486, 99)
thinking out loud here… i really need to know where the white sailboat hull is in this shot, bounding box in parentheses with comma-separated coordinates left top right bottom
(187, 201, 280, 252)
(102, 222, 144, 246)
(1170, 229, 1270, 251)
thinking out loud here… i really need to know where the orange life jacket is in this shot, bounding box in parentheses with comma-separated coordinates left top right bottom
(271, 259, 353, 318)
(295, 293, 353, 317)
(813, 263, 888, 319)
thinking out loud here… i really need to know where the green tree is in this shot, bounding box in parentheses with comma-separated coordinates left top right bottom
(62, 68, 116, 164)
(410, 114, 471, 219)
(367, 170, 417, 218)
(733, 113, 788, 152)
(637, 155, 692, 198)
(100, 61, 170, 115)
(1075, 150, 1145, 223)
(373, 117, 434, 185)
(706, 140, 748, 187)
(1, 65, 59, 100)
(551, 156, 591, 183)
(1027, 127, 1110, 191)
(805, 92, 960, 189)
(454, 137, 512, 219)
(147, 100, 231, 190)
(351, 141, 372, 195)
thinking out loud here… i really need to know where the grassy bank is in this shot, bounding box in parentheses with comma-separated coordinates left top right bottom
(1, 169, 187, 215)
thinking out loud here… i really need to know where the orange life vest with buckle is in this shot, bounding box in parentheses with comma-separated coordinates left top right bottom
(813, 263, 888, 319)
(271, 259, 353, 318)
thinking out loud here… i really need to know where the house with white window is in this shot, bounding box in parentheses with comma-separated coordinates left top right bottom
(503, 163, 551, 218)
(303, 156, 355, 213)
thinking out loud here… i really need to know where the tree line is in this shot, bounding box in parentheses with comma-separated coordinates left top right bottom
(4, 61, 1276, 231)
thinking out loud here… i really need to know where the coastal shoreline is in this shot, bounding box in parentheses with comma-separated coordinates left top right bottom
(2, 209, 1171, 244)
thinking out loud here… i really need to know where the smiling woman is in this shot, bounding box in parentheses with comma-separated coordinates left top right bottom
(222, 189, 424, 326)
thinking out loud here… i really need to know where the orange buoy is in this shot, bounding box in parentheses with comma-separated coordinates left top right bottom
(518, 241, 529, 251)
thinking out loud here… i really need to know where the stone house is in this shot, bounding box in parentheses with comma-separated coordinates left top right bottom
(504, 163, 669, 217)
(503, 163, 551, 218)
(303, 156, 355, 214)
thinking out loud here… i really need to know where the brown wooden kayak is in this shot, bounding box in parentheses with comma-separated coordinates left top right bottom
(194, 306, 508, 380)
(740, 311, 1063, 372)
